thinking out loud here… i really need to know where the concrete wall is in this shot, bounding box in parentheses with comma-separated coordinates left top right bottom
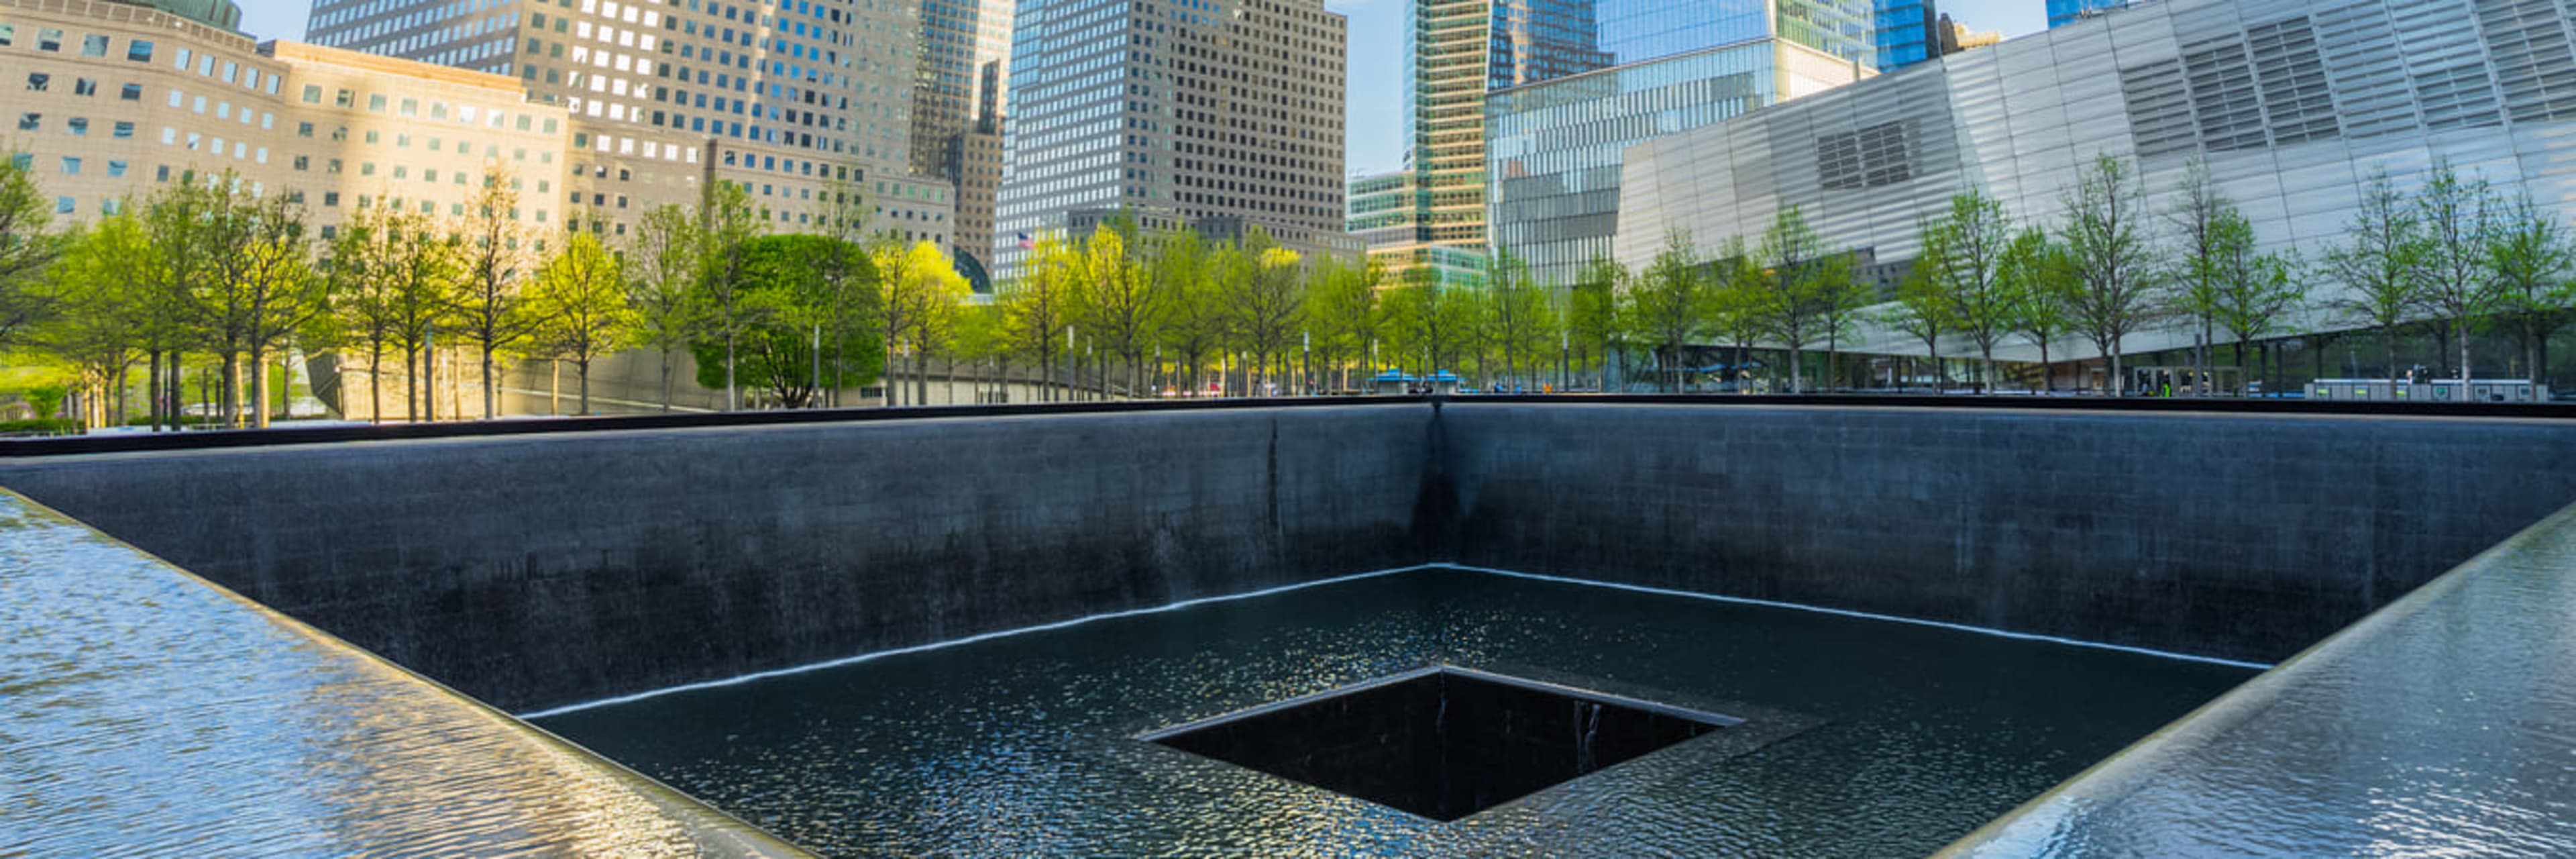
(1, 405, 1436, 712)
(1437, 403, 2576, 663)
(12, 400, 2576, 715)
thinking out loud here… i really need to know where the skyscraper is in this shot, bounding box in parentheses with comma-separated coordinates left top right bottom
(305, 0, 957, 244)
(1399, 0, 1607, 271)
(912, 0, 1016, 283)
(991, 0, 1351, 279)
(1875, 0, 1939, 70)
(1477, 0, 1875, 286)
(1403, 0, 1873, 285)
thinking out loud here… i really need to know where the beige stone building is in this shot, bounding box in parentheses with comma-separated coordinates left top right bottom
(0, 0, 566, 234)
(0, 0, 978, 418)
(304, 0, 955, 246)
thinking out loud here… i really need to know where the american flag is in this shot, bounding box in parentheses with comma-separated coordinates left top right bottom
(1016, 232, 1034, 250)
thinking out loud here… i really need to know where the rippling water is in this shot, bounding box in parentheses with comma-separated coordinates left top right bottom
(0, 493, 797, 858)
(538, 568, 2255, 856)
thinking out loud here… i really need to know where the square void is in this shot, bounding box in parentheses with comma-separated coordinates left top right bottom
(1142, 666, 1741, 821)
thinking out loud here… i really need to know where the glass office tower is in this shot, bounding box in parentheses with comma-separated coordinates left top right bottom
(1404, 0, 1867, 286)
(1484, 0, 1874, 287)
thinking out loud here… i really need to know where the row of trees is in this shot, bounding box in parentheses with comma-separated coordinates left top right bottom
(961, 216, 1615, 399)
(1, 156, 976, 426)
(914, 153, 2576, 402)
(7, 151, 2571, 424)
(1618, 154, 2576, 395)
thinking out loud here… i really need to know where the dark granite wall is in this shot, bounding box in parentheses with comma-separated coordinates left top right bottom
(1, 406, 1436, 712)
(1436, 403, 2576, 663)
(11, 401, 2575, 713)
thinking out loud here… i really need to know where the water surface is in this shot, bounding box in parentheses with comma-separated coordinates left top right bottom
(539, 568, 2255, 856)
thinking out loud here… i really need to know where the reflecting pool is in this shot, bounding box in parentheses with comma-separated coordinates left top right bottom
(538, 568, 2255, 856)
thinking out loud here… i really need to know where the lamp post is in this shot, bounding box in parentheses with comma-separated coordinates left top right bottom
(1301, 330, 1311, 397)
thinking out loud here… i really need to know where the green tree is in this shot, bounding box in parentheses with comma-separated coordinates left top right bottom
(949, 299, 1014, 403)
(1919, 190, 2020, 392)
(1381, 266, 1472, 378)
(2322, 168, 2428, 383)
(1074, 217, 1167, 397)
(2002, 228, 2072, 392)
(527, 231, 637, 415)
(1221, 228, 1305, 396)
(1483, 251, 1554, 392)
(695, 181, 765, 409)
(0, 149, 64, 357)
(1566, 258, 1622, 389)
(809, 174, 880, 408)
(1756, 206, 1845, 393)
(2488, 193, 2576, 387)
(627, 204, 702, 411)
(156, 172, 323, 427)
(1002, 235, 1076, 401)
(1154, 230, 1222, 395)
(2205, 211, 2304, 395)
(873, 240, 967, 405)
(2415, 161, 2505, 382)
(1304, 255, 1380, 393)
(1813, 268, 1875, 393)
(452, 172, 543, 419)
(2058, 154, 2166, 395)
(690, 235, 883, 408)
(1881, 264, 1957, 392)
(39, 217, 147, 425)
(1623, 231, 1713, 393)
(1706, 247, 1774, 394)
(323, 205, 455, 422)
(2163, 160, 2230, 394)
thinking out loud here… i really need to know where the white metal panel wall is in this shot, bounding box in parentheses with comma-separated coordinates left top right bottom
(1615, 0, 2576, 360)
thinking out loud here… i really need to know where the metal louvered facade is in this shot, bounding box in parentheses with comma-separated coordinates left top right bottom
(1614, 0, 2576, 362)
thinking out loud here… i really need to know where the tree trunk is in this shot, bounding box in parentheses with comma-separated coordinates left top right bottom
(366, 345, 384, 423)
(223, 352, 244, 428)
(146, 351, 162, 431)
(658, 348, 674, 413)
(424, 340, 437, 421)
(482, 349, 497, 419)
(2385, 327, 2400, 384)
(578, 359, 592, 415)
(249, 349, 269, 427)
(724, 333, 738, 411)
(2538, 327, 2553, 388)
(169, 351, 184, 429)
(2460, 321, 2475, 383)
(2111, 346, 2125, 397)
(2039, 340, 2053, 393)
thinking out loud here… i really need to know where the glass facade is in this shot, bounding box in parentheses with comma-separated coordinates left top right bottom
(1409, 0, 1873, 287)
(1490, 0, 1610, 89)
(1489, 43, 1783, 286)
(1874, 0, 1935, 70)
(1349, 170, 1486, 287)
(1487, 19, 1869, 287)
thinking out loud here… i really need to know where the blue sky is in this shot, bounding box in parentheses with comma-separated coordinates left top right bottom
(239, 0, 2048, 177)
